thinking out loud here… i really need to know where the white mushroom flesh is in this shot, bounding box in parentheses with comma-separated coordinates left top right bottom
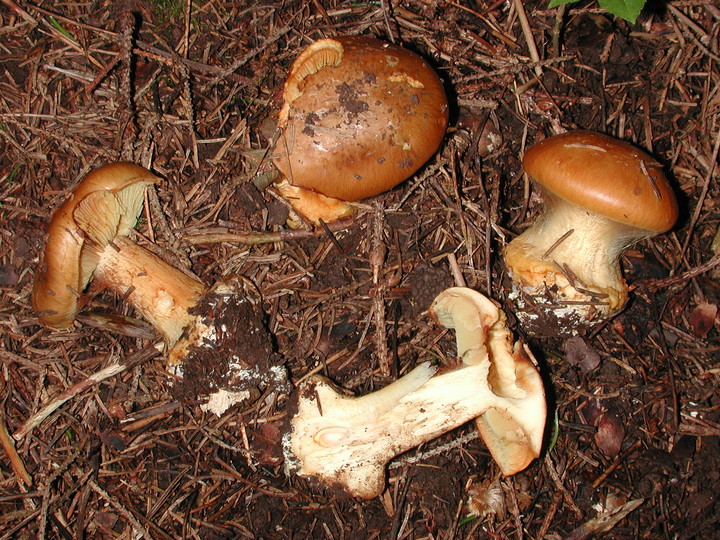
(284, 287, 546, 498)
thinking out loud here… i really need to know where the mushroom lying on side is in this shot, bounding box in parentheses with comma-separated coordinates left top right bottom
(32, 162, 204, 342)
(271, 36, 449, 224)
(33, 163, 286, 411)
(283, 287, 546, 499)
(503, 131, 679, 335)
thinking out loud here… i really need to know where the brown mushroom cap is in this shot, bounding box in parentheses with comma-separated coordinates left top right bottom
(272, 36, 448, 202)
(32, 163, 159, 328)
(523, 131, 679, 233)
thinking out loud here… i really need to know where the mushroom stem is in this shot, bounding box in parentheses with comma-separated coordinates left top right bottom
(32, 163, 284, 404)
(504, 196, 645, 314)
(285, 288, 546, 499)
(92, 236, 205, 345)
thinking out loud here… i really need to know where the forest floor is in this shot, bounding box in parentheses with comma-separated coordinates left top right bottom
(1, 0, 719, 538)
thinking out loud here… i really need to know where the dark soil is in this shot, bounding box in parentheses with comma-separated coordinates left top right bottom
(1, 1, 719, 538)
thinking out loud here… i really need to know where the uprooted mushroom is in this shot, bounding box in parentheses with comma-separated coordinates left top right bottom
(283, 287, 546, 499)
(270, 36, 449, 224)
(32, 162, 286, 411)
(32, 162, 202, 337)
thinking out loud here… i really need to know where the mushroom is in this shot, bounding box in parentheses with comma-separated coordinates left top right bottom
(503, 131, 679, 334)
(271, 36, 449, 224)
(32, 162, 204, 343)
(32, 163, 287, 409)
(283, 287, 546, 499)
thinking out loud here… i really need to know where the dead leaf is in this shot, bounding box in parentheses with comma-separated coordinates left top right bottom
(0, 265, 18, 286)
(688, 302, 718, 338)
(595, 412, 625, 458)
(564, 336, 601, 373)
(584, 399, 625, 458)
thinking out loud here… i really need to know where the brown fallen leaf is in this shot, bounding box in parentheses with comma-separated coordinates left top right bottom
(688, 302, 718, 338)
(584, 398, 625, 458)
(595, 412, 625, 458)
(564, 336, 601, 374)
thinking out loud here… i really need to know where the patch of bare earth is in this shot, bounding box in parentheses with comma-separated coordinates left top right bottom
(1, 0, 719, 538)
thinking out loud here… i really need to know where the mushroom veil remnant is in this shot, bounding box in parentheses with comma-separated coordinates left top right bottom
(283, 287, 546, 499)
(271, 36, 449, 224)
(503, 131, 679, 334)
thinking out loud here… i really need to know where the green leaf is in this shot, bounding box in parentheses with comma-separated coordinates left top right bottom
(6, 164, 22, 186)
(48, 16, 76, 41)
(548, 0, 646, 23)
(711, 225, 720, 255)
(548, 410, 560, 453)
(459, 514, 480, 527)
(599, 0, 646, 22)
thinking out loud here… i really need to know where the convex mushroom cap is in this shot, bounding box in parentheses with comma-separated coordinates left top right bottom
(503, 130, 679, 334)
(283, 287, 546, 498)
(272, 35, 449, 223)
